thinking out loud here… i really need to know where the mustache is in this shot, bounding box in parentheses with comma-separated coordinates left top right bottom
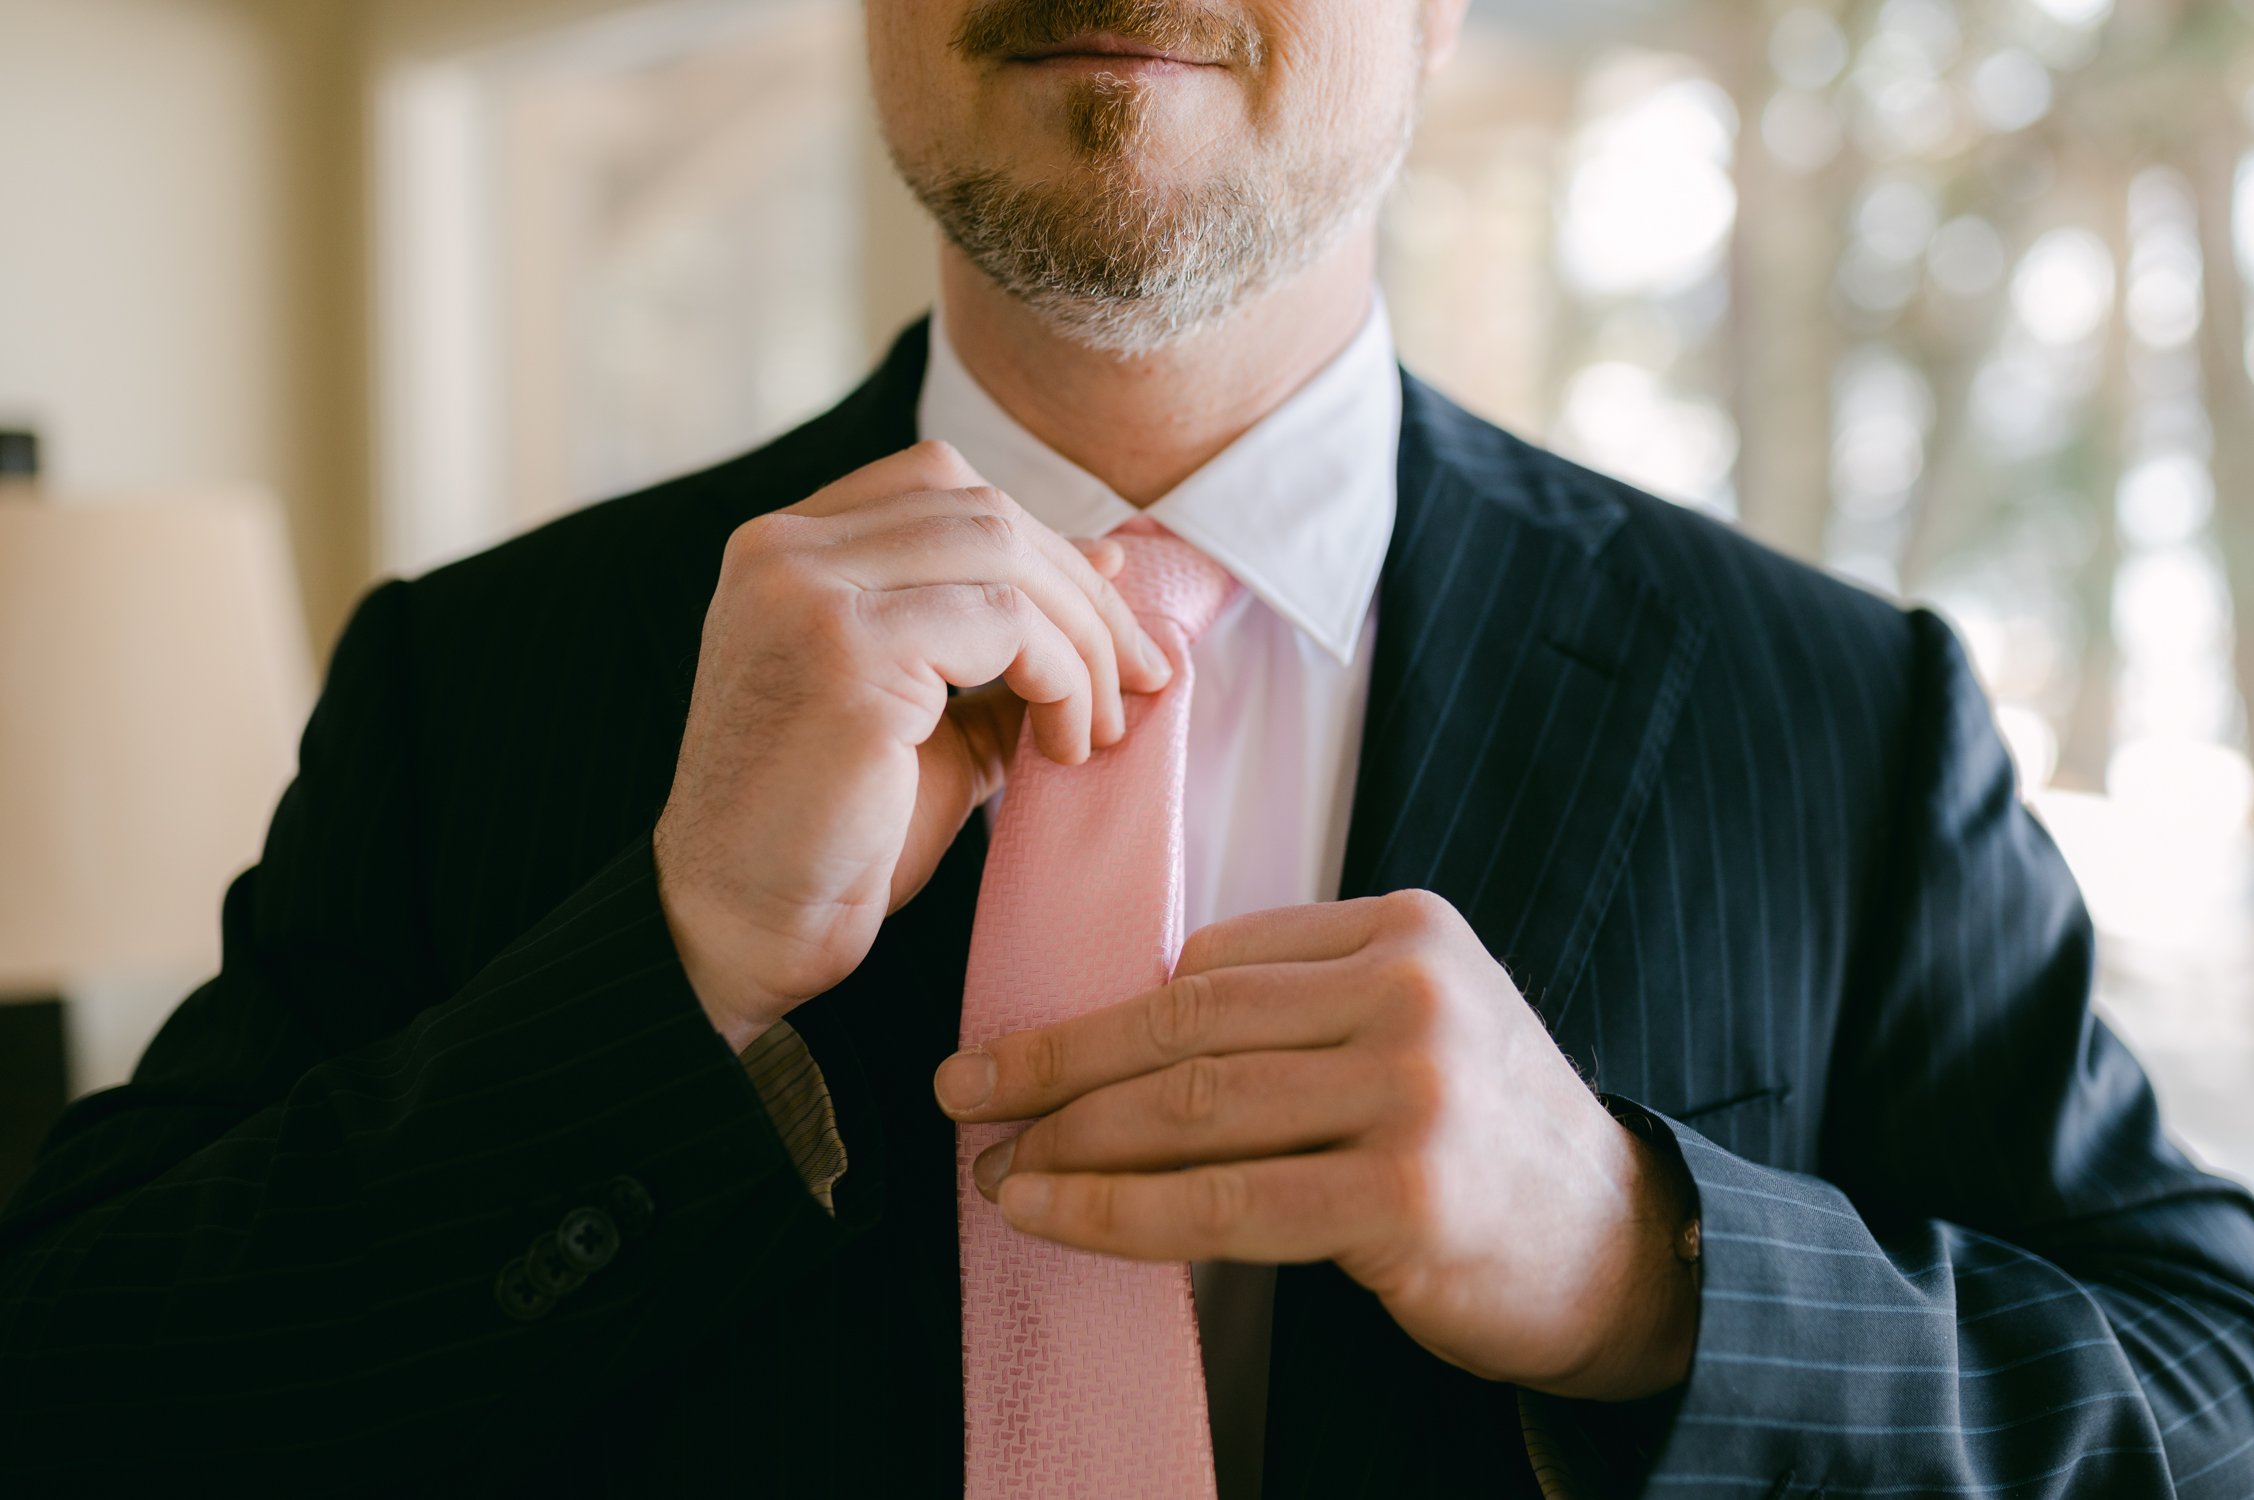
(951, 0, 1265, 67)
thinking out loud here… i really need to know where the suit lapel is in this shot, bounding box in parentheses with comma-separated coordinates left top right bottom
(1264, 376, 1707, 1497)
(1342, 374, 1706, 1024)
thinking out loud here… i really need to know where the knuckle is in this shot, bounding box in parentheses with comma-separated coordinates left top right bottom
(964, 508, 1019, 554)
(909, 438, 973, 484)
(1083, 1174, 1122, 1236)
(1022, 1028, 1069, 1093)
(978, 580, 1028, 619)
(1384, 956, 1449, 1032)
(721, 514, 778, 574)
(1382, 887, 1458, 936)
(1161, 1055, 1223, 1128)
(798, 586, 864, 661)
(1191, 1166, 1251, 1238)
(958, 484, 1016, 518)
(1147, 972, 1220, 1055)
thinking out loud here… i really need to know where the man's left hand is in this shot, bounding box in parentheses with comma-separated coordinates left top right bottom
(931, 889, 1698, 1402)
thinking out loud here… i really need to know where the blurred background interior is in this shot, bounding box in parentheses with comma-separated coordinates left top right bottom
(3, 0, 2252, 1202)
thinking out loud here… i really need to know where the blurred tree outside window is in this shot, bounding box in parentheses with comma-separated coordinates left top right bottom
(1389, 0, 2254, 1181)
(374, 0, 2254, 1181)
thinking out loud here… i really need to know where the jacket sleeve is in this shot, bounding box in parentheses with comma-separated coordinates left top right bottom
(0, 580, 850, 1489)
(1568, 608, 2254, 1497)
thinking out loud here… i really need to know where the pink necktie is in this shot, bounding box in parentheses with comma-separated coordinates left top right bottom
(956, 516, 1243, 1499)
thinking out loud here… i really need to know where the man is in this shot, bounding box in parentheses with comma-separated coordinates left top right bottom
(3, 0, 2251, 1493)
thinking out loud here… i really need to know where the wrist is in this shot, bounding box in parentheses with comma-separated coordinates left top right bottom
(652, 842, 787, 1054)
(1547, 1110, 1701, 1401)
(666, 905, 778, 1053)
(700, 991, 775, 1057)
(667, 911, 784, 1051)
(1612, 1123, 1701, 1394)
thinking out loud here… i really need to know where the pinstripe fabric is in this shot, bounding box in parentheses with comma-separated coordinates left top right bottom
(1, 320, 2249, 1497)
(739, 1021, 847, 1214)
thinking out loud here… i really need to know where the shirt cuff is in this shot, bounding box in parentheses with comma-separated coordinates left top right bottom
(738, 1020, 849, 1215)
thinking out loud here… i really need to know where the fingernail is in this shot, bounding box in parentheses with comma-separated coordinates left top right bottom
(973, 1138, 1016, 1195)
(1000, 1175, 1051, 1223)
(934, 1049, 997, 1114)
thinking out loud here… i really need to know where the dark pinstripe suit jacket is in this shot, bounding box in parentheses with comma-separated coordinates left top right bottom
(4, 321, 2252, 1498)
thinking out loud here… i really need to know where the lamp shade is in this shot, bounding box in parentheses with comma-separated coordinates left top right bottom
(0, 487, 312, 991)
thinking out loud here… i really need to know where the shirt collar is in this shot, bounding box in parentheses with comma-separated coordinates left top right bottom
(916, 295, 1401, 666)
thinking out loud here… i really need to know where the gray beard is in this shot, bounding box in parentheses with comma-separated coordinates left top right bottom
(896, 81, 1411, 356)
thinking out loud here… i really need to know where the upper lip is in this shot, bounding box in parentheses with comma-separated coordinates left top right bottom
(1010, 31, 1216, 65)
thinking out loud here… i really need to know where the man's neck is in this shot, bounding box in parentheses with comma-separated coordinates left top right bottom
(936, 235, 1379, 507)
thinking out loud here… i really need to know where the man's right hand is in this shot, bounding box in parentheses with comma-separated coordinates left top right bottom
(652, 441, 1171, 1052)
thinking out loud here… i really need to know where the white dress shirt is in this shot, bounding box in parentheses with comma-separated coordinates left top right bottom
(918, 295, 1403, 1497)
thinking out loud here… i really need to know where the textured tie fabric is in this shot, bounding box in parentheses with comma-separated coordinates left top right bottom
(956, 517, 1244, 1499)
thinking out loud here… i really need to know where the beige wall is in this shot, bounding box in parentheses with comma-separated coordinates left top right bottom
(0, 0, 882, 658)
(364, 0, 673, 60)
(0, 0, 714, 659)
(0, 0, 369, 654)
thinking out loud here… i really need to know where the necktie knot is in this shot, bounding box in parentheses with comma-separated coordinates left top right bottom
(1111, 517, 1241, 646)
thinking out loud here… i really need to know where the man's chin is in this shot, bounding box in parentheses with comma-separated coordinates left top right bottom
(1004, 141, 1212, 190)
(981, 145, 1235, 210)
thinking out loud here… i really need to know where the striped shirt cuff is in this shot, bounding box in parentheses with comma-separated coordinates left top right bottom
(739, 1021, 848, 1215)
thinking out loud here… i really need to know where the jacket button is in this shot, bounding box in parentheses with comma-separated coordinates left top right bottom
(601, 1176, 656, 1238)
(557, 1207, 619, 1273)
(495, 1259, 553, 1321)
(524, 1231, 586, 1296)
